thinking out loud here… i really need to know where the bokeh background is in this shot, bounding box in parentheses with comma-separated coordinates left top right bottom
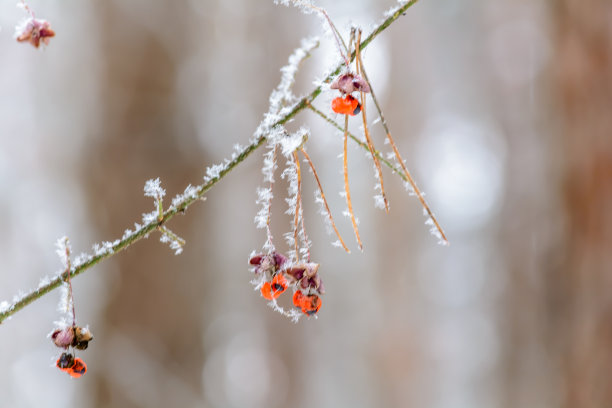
(1, 0, 611, 407)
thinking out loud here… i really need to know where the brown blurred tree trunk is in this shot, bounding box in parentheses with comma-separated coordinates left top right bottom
(552, 1, 612, 406)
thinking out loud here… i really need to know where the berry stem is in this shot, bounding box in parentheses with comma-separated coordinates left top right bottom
(355, 29, 390, 213)
(300, 147, 350, 253)
(355, 39, 449, 244)
(343, 115, 363, 250)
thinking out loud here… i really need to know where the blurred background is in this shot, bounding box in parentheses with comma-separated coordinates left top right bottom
(1, 0, 610, 407)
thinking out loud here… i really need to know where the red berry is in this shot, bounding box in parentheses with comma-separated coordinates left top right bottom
(68, 358, 87, 378)
(293, 290, 305, 308)
(260, 274, 288, 300)
(331, 95, 361, 116)
(301, 294, 322, 316)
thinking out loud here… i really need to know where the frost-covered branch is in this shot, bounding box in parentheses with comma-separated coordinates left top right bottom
(0, 0, 420, 325)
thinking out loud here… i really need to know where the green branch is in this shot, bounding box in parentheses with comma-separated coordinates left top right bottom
(0, 0, 420, 325)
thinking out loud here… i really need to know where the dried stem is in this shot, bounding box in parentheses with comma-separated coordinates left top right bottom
(0, 0, 421, 325)
(292, 151, 303, 261)
(302, 2, 350, 68)
(62, 238, 76, 326)
(343, 115, 363, 250)
(265, 145, 279, 250)
(355, 40, 448, 244)
(300, 147, 350, 253)
(355, 29, 389, 213)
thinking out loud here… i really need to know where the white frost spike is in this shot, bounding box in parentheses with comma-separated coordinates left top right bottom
(280, 127, 309, 158)
(55, 236, 71, 269)
(159, 232, 184, 255)
(57, 283, 73, 321)
(144, 178, 166, 199)
(374, 194, 386, 210)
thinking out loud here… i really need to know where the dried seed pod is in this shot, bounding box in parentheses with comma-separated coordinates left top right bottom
(73, 326, 93, 350)
(330, 72, 370, 94)
(249, 252, 288, 279)
(51, 327, 74, 349)
(15, 18, 55, 48)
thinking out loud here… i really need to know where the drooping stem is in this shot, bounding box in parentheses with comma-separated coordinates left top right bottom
(0, 0, 422, 325)
(300, 147, 350, 253)
(302, 2, 350, 68)
(355, 35, 448, 244)
(62, 238, 76, 327)
(343, 115, 363, 250)
(292, 151, 303, 261)
(266, 145, 279, 250)
(355, 29, 389, 213)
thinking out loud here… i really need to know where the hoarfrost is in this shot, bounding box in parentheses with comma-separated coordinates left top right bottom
(38, 275, 51, 289)
(159, 233, 184, 255)
(144, 178, 166, 199)
(0, 301, 10, 314)
(55, 236, 70, 268)
(142, 210, 158, 225)
(374, 194, 386, 209)
(384, 0, 414, 18)
(171, 184, 200, 209)
(204, 163, 225, 181)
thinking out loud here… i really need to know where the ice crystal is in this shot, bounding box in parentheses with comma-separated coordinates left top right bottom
(144, 178, 166, 199)
(55, 237, 71, 269)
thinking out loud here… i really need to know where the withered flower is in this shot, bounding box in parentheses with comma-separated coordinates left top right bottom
(285, 262, 325, 295)
(15, 18, 55, 48)
(249, 252, 287, 279)
(330, 72, 370, 94)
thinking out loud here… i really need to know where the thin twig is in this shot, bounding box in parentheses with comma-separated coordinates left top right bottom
(0, 0, 421, 325)
(300, 147, 350, 253)
(343, 114, 363, 250)
(355, 36, 448, 244)
(292, 151, 303, 261)
(265, 145, 279, 250)
(355, 29, 389, 213)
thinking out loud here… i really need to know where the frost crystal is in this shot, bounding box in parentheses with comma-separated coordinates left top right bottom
(144, 178, 166, 199)
(0, 301, 10, 314)
(55, 237, 71, 269)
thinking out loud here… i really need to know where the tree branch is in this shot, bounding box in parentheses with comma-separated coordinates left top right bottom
(0, 0, 420, 325)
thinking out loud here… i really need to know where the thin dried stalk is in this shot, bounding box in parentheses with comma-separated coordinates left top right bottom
(355, 30, 389, 213)
(356, 43, 448, 244)
(299, 147, 350, 253)
(292, 151, 303, 260)
(343, 115, 363, 250)
(266, 145, 279, 249)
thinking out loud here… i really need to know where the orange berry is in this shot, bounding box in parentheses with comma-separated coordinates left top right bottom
(271, 274, 287, 295)
(331, 95, 361, 116)
(261, 274, 287, 300)
(68, 358, 87, 378)
(301, 294, 322, 316)
(293, 290, 305, 308)
(260, 282, 273, 300)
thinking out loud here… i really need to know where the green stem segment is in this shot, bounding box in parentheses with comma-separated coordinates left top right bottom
(0, 0, 420, 325)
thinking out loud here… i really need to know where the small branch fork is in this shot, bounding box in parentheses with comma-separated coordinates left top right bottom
(0, 0, 421, 325)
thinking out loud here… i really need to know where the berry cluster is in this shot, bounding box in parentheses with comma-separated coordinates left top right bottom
(51, 325, 93, 378)
(249, 252, 324, 317)
(330, 72, 370, 116)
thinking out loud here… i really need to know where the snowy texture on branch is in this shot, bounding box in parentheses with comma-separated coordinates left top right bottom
(144, 178, 166, 199)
